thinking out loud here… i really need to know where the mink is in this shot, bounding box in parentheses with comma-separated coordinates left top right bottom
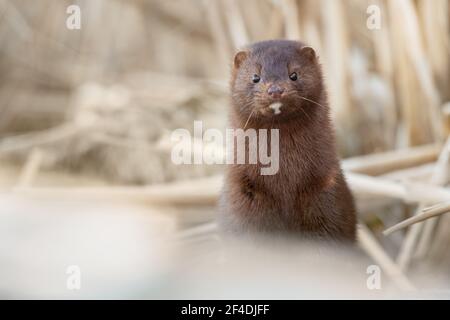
(218, 40, 357, 242)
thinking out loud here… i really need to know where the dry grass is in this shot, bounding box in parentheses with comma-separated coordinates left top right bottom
(0, 0, 450, 297)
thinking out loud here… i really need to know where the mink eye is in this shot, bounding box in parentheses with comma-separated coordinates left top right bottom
(289, 72, 298, 81)
(252, 74, 261, 83)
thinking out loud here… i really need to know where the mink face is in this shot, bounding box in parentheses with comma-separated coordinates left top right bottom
(231, 40, 325, 126)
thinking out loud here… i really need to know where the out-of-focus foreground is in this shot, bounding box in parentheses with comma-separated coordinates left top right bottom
(0, 0, 450, 298)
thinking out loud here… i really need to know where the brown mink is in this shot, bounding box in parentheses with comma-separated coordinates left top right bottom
(218, 40, 357, 242)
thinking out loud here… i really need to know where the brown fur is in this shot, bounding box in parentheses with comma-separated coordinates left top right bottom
(218, 40, 357, 242)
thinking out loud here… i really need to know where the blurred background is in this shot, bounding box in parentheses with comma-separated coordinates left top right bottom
(0, 0, 450, 299)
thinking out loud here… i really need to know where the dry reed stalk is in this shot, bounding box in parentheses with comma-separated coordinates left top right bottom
(388, 0, 443, 145)
(264, 2, 284, 40)
(415, 140, 450, 257)
(320, 0, 352, 145)
(238, 0, 269, 41)
(15, 148, 43, 188)
(418, 0, 450, 95)
(371, 0, 394, 80)
(346, 172, 450, 204)
(297, 0, 323, 53)
(394, 44, 422, 146)
(384, 201, 450, 236)
(415, 231, 443, 261)
(393, 204, 424, 270)
(140, 0, 211, 41)
(279, 0, 301, 40)
(9, 175, 223, 205)
(395, 137, 450, 270)
(342, 143, 441, 175)
(223, 0, 249, 49)
(367, 0, 397, 148)
(204, 0, 233, 71)
(347, 172, 408, 200)
(380, 163, 435, 183)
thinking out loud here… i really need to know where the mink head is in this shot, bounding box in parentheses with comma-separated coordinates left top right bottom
(231, 40, 325, 126)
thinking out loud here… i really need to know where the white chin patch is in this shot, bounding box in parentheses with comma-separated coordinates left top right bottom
(269, 102, 283, 115)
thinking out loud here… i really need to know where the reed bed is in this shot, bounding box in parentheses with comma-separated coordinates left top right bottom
(0, 0, 450, 296)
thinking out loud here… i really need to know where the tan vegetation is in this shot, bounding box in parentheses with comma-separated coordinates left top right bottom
(0, 0, 449, 297)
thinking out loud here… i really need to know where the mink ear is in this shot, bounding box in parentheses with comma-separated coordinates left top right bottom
(233, 51, 248, 69)
(299, 46, 316, 62)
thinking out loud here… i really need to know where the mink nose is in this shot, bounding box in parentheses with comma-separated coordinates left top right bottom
(267, 85, 284, 99)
